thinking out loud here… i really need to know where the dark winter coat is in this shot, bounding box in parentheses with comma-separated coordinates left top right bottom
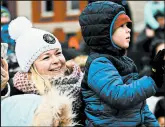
(79, 1, 159, 126)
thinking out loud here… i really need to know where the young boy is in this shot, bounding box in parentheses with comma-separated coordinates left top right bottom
(79, 1, 164, 126)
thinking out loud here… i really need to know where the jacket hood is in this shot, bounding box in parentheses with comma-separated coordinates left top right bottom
(79, 1, 126, 56)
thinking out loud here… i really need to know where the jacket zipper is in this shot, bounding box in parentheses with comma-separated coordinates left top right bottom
(140, 101, 144, 125)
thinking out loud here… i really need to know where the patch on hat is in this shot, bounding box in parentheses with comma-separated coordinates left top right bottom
(43, 34, 56, 44)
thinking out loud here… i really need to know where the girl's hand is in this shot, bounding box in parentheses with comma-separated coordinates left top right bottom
(66, 60, 75, 68)
(1, 58, 9, 90)
(53, 120, 60, 126)
(65, 60, 76, 74)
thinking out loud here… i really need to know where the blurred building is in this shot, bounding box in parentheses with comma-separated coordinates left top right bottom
(2, 1, 146, 43)
(2, 1, 87, 43)
(128, 1, 147, 42)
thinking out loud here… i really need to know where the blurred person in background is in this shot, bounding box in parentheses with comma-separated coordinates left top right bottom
(135, 2, 165, 71)
(143, 36, 165, 113)
(139, 34, 165, 81)
(1, 6, 20, 80)
(1, 6, 14, 55)
(154, 97, 165, 127)
(144, 0, 164, 31)
(66, 30, 90, 56)
(61, 46, 82, 61)
(68, 35, 80, 50)
(1, 6, 15, 55)
(61, 31, 87, 61)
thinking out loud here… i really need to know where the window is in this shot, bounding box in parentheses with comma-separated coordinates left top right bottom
(66, 1, 80, 16)
(41, 1, 54, 17)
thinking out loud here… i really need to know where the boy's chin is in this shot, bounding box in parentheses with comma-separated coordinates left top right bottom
(125, 43, 130, 48)
(122, 45, 129, 49)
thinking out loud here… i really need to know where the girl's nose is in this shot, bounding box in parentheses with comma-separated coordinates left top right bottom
(52, 55, 60, 64)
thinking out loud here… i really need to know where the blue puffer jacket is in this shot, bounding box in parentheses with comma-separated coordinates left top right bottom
(79, 1, 159, 127)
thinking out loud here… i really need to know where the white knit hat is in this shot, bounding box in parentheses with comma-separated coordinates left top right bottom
(8, 16, 62, 72)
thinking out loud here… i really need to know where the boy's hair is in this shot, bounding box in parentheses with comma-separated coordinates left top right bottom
(113, 13, 132, 32)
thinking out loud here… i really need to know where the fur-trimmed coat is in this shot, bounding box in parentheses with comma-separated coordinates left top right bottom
(32, 87, 78, 126)
(2, 87, 77, 126)
(3, 65, 84, 126)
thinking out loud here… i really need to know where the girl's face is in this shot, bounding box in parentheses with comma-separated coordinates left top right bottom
(34, 49, 66, 77)
(112, 23, 131, 49)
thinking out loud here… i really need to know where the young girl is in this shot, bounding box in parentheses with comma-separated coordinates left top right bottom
(79, 1, 164, 126)
(2, 16, 84, 126)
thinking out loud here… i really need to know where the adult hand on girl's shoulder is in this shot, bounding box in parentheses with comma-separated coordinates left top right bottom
(1, 58, 9, 90)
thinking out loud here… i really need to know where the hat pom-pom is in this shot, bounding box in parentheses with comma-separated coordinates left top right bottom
(8, 16, 32, 40)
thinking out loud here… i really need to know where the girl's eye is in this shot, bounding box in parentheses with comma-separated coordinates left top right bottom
(56, 52, 61, 55)
(43, 56, 49, 60)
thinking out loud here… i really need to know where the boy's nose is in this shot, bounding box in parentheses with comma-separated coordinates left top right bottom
(127, 28, 131, 33)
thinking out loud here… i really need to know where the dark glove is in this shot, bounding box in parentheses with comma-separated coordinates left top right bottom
(151, 49, 165, 88)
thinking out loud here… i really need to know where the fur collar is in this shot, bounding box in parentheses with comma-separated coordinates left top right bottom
(32, 87, 78, 126)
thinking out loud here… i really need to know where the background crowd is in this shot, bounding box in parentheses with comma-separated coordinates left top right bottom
(1, 0, 165, 127)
